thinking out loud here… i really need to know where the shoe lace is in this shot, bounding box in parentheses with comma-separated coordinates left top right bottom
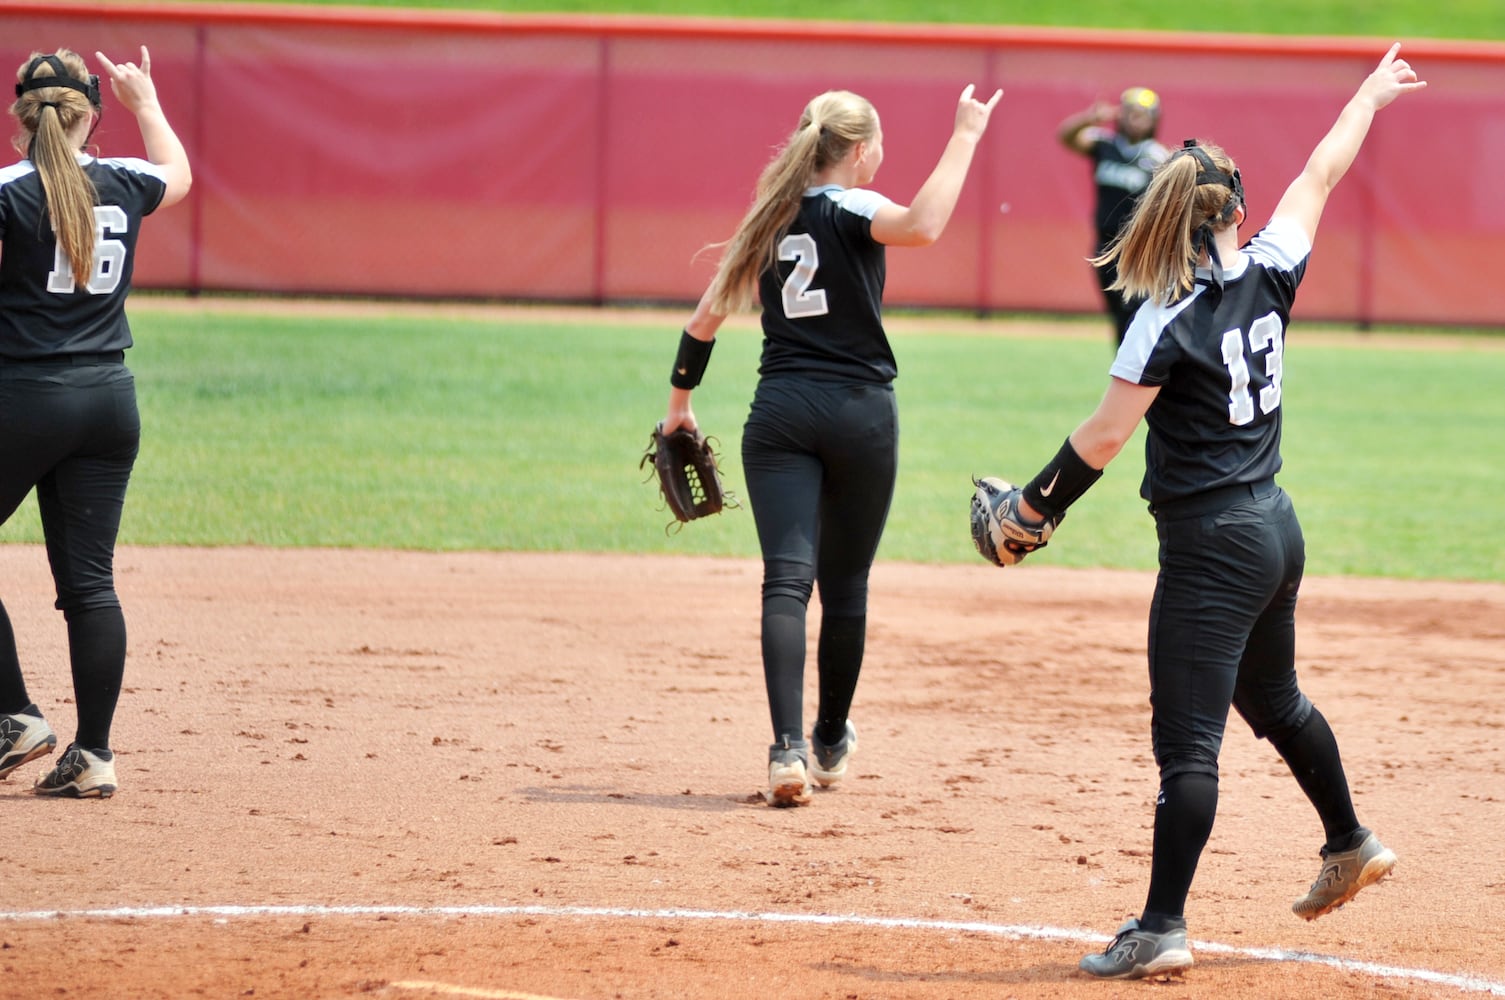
(1102, 924, 1137, 955)
(54, 746, 84, 780)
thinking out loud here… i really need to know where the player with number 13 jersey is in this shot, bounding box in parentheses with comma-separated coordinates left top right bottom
(976, 44, 1425, 979)
(1112, 218, 1305, 504)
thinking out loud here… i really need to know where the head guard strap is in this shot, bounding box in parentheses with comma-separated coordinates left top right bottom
(1178, 139, 1245, 290)
(15, 54, 101, 109)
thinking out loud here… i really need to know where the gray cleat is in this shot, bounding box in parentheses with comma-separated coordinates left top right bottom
(810, 720, 857, 788)
(1080, 918, 1193, 979)
(1292, 830, 1397, 920)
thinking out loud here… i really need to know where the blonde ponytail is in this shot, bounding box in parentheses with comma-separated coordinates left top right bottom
(1093, 142, 1242, 303)
(705, 90, 878, 315)
(11, 50, 99, 286)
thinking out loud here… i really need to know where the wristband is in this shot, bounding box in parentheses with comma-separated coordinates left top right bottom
(670, 330, 715, 390)
(1022, 437, 1103, 522)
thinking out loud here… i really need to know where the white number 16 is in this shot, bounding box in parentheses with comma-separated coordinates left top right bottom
(47, 205, 128, 295)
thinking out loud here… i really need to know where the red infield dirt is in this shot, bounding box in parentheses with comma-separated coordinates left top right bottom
(0, 544, 1501, 999)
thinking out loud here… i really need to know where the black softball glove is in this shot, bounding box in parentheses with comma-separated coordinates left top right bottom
(642, 422, 728, 524)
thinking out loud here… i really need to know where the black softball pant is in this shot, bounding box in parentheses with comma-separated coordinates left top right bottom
(1138, 482, 1364, 922)
(0, 357, 139, 749)
(741, 375, 897, 746)
(1147, 481, 1313, 780)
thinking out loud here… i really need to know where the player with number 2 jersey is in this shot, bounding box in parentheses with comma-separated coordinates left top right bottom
(658, 85, 1001, 806)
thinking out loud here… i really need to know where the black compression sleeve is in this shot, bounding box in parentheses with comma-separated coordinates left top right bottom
(670, 330, 715, 389)
(1022, 437, 1103, 522)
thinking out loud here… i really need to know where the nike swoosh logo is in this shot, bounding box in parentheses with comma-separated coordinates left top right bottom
(1039, 472, 1060, 497)
(677, 367, 689, 375)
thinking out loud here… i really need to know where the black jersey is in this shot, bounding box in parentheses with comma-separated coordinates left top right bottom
(1089, 132, 1168, 246)
(1110, 217, 1311, 505)
(756, 185, 895, 383)
(0, 154, 167, 360)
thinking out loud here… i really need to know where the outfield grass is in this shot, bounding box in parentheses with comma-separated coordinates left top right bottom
(2, 304, 1498, 583)
(222, 0, 1505, 41)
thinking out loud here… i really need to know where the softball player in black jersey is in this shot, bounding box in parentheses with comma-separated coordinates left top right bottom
(987, 46, 1423, 978)
(0, 47, 191, 798)
(1058, 87, 1169, 347)
(661, 84, 1001, 806)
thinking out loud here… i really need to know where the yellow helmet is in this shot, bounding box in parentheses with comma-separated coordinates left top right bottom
(1121, 86, 1161, 117)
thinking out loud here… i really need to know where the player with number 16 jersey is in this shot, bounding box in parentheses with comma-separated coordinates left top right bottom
(0, 46, 190, 800)
(0, 152, 165, 358)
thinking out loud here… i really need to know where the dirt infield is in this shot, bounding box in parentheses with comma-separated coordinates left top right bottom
(1, 545, 1502, 998)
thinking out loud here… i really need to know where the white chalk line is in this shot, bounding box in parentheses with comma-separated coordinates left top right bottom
(389, 983, 578, 1000)
(1, 903, 1500, 995)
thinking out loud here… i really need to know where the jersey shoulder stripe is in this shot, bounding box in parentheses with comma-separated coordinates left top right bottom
(813, 184, 891, 221)
(95, 156, 169, 183)
(1114, 135, 1169, 162)
(1110, 290, 1202, 385)
(1244, 216, 1311, 272)
(0, 161, 36, 187)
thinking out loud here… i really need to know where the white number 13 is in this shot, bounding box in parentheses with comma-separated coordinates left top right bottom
(1220, 312, 1284, 426)
(47, 205, 128, 295)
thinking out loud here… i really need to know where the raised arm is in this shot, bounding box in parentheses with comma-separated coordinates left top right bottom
(868, 85, 1002, 248)
(95, 46, 192, 207)
(1272, 43, 1425, 244)
(1057, 100, 1115, 155)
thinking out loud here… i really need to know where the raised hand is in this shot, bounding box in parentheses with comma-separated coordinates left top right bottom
(1359, 42, 1428, 111)
(954, 83, 1004, 141)
(94, 46, 161, 116)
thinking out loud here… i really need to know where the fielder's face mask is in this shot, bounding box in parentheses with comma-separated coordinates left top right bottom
(1177, 138, 1245, 290)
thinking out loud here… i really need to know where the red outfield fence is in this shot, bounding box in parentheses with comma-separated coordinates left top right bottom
(3, 1, 1503, 326)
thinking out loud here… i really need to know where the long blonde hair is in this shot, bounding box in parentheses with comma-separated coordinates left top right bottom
(705, 90, 878, 315)
(1093, 141, 1242, 303)
(10, 50, 99, 285)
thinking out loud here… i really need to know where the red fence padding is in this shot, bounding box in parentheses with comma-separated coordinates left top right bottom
(3, 2, 1501, 326)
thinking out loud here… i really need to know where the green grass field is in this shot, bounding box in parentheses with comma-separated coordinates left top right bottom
(224, 0, 1505, 41)
(3, 304, 1498, 582)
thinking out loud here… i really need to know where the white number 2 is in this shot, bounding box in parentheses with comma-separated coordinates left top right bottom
(778, 233, 829, 319)
(1220, 312, 1285, 426)
(46, 205, 129, 295)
